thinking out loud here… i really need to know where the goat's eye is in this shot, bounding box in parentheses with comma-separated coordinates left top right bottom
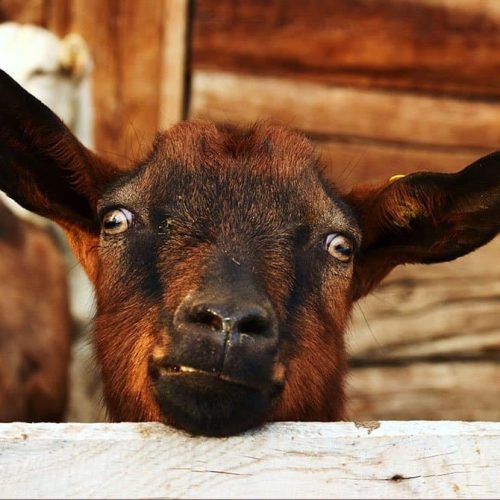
(324, 233, 353, 262)
(101, 208, 133, 235)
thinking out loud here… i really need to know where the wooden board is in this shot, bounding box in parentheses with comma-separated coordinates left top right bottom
(64, 0, 164, 163)
(349, 238, 500, 360)
(0, 421, 499, 499)
(317, 139, 489, 188)
(5, 0, 190, 164)
(159, 0, 189, 129)
(190, 70, 500, 150)
(192, 0, 500, 98)
(347, 362, 500, 421)
(0, 0, 165, 163)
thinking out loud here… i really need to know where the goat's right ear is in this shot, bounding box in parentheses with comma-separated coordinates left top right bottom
(0, 69, 120, 234)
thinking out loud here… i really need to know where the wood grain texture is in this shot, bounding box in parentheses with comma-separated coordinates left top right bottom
(159, 0, 189, 128)
(347, 362, 500, 421)
(65, 0, 164, 164)
(190, 70, 500, 150)
(0, 0, 44, 25)
(192, 0, 500, 98)
(318, 139, 489, 188)
(0, 421, 499, 499)
(349, 238, 500, 360)
(2, 0, 191, 164)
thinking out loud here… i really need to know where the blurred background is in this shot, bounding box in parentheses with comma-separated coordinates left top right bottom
(0, 0, 499, 422)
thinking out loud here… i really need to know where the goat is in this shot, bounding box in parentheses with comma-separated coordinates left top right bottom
(0, 198, 71, 421)
(0, 69, 498, 436)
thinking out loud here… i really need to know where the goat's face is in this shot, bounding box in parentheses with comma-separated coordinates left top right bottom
(94, 123, 358, 435)
(0, 70, 498, 436)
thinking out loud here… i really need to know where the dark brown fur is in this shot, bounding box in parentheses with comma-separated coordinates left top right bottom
(0, 70, 498, 434)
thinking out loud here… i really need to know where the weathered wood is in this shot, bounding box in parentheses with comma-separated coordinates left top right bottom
(347, 362, 500, 421)
(0, 421, 499, 499)
(159, 0, 189, 128)
(347, 236, 500, 421)
(190, 70, 500, 150)
(63, 0, 164, 163)
(318, 139, 489, 188)
(349, 238, 500, 360)
(1, 0, 184, 162)
(192, 0, 500, 98)
(0, 0, 44, 25)
(42, 0, 71, 37)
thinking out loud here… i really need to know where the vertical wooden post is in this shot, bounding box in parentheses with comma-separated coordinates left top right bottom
(159, 0, 189, 129)
(32, 0, 189, 163)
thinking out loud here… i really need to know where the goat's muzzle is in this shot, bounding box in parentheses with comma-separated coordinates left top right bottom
(149, 287, 283, 436)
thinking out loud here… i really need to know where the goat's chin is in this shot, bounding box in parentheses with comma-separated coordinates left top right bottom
(154, 374, 279, 437)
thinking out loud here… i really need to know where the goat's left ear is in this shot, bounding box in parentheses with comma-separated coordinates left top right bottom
(346, 152, 500, 300)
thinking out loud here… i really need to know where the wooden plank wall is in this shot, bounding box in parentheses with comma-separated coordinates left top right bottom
(189, 0, 500, 420)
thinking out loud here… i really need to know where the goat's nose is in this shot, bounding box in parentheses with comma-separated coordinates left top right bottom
(185, 300, 274, 338)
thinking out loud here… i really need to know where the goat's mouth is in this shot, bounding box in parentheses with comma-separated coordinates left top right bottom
(150, 363, 283, 437)
(153, 363, 277, 392)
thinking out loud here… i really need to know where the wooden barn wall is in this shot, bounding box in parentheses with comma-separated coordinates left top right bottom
(189, 0, 500, 421)
(0, 0, 188, 165)
(1, 0, 499, 421)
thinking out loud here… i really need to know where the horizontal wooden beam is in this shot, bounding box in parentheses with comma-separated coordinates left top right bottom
(317, 139, 489, 188)
(347, 362, 500, 421)
(0, 421, 499, 498)
(190, 70, 500, 150)
(192, 0, 500, 98)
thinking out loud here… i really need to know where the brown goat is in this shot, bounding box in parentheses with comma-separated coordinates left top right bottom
(0, 198, 71, 421)
(0, 69, 498, 435)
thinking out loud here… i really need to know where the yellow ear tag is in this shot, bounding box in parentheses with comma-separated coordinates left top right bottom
(389, 174, 406, 183)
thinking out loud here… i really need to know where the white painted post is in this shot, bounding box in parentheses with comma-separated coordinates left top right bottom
(0, 421, 498, 499)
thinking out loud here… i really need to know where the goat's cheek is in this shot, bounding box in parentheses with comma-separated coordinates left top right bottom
(272, 277, 351, 421)
(64, 230, 100, 282)
(95, 306, 162, 421)
(272, 304, 336, 419)
(321, 274, 352, 331)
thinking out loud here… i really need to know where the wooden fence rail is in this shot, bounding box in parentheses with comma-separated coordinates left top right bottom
(0, 421, 498, 499)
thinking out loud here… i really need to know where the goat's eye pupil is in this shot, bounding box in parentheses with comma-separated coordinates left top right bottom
(102, 208, 132, 235)
(324, 233, 353, 263)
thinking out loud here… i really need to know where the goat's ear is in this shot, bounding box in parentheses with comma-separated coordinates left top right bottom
(347, 152, 500, 300)
(0, 69, 120, 234)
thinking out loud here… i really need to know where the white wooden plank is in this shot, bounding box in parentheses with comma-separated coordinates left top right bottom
(0, 421, 498, 499)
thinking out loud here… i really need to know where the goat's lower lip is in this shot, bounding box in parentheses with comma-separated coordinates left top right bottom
(153, 372, 278, 436)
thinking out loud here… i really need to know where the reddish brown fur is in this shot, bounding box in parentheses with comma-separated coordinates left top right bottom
(82, 122, 359, 427)
(0, 201, 71, 422)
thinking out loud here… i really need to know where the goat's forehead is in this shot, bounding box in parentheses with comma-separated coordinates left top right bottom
(148, 121, 319, 177)
(101, 122, 358, 231)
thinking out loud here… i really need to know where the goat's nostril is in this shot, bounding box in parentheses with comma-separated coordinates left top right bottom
(183, 301, 274, 337)
(190, 308, 224, 332)
(237, 315, 271, 336)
